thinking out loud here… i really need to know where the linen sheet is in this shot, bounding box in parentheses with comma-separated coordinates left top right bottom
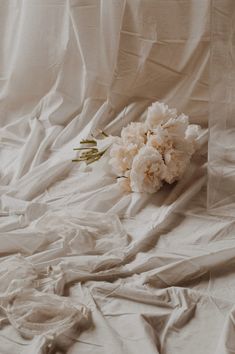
(1, 1, 234, 353)
(207, 0, 235, 216)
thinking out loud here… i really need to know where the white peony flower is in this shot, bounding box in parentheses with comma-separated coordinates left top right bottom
(130, 146, 165, 193)
(146, 126, 172, 154)
(185, 124, 202, 152)
(146, 101, 177, 130)
(109, 142, 139, 175)
(150, 113, 195, 157)
(185, 124, 201, 141)
(163, 149, 190, 184)
(121, 122, 146, 147)
(162, 113, 189, 138)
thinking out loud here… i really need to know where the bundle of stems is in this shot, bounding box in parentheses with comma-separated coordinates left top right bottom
(72, 138, 106, 164)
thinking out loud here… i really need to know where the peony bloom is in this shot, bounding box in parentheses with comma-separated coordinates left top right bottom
(121, 122, 147, 147)
(159, 113, 195, 157)
(185, 124, 202, 152)
(109, 142, 139, 175)
(146, 101, 177, 130)
(162, 113, 189, 138)
(130, 146, 165, 193)
(163, 149, 190, 184)
(146, 126, 172, 154)
(185, 124, 201, 141)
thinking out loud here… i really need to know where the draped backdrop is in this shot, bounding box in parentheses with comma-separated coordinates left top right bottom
(1, 1, 235, 354)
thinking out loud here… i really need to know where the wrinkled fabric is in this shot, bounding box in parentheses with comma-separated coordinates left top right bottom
(1, 1, 235, 354)
(207, 0, 235, 216)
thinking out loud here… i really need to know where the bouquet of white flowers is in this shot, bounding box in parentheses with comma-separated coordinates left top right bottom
(73, 102, 201, 194)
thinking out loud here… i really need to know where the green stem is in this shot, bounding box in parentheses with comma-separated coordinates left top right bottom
(73, 147, 98, 151)
(101, 131, 108, 137)
(80, 139, 97, 145)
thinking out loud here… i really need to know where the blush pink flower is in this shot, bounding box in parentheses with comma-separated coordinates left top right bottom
(130, 146, 165, 193)
(146, 102, 177, 130)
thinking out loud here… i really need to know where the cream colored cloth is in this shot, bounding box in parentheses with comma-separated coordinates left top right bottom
(207, 0, 235, 215)
(1, 1, 235, 354)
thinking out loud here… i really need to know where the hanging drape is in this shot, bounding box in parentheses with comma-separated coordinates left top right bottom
(2, 1, 235, 354)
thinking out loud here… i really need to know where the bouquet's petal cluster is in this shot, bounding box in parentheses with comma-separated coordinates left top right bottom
(130, 146, 165, 193)
(109, 141, 139, 175)
(74, 101, 202, 194)
(121, 122, 146, 147)
(146, 101, 177, 129)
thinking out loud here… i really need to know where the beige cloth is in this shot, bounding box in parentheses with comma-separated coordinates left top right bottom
(1, 1, 235, 354)
(208, 0, 235, 216)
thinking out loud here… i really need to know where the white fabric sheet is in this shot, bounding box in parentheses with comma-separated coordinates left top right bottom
(207, 0, 235, 216)
(1, 1, 235, 354)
